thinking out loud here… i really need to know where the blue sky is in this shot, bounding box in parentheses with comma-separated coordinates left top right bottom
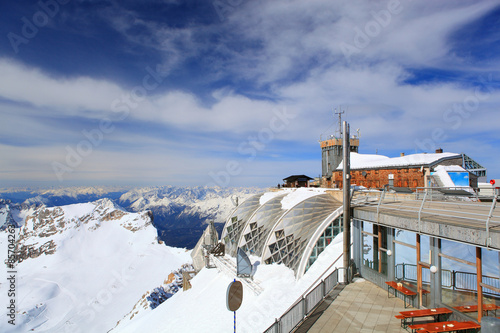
(1, 0, 500, 188)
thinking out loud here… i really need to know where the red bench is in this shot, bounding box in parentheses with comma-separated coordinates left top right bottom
(385, 281, 417, 308)
(396, 307, 453, 329)
(408, 320, 480, 333)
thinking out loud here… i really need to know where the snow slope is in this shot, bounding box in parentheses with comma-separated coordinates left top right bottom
(112, 233, 345, 333)
(0, 199, 191, 333)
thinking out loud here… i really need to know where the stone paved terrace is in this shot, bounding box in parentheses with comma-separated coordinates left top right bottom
(302, 279, 408, 333)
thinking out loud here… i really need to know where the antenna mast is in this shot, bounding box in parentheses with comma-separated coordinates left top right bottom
(334, 108, 345, 137)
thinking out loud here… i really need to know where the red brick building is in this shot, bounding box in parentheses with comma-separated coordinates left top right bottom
(324, 150, 481, 189)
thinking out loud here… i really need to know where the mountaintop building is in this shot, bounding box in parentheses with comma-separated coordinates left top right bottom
(282, 175, 313, 188)
(320, 133, 487, 190)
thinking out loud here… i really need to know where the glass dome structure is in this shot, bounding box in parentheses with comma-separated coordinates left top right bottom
(221, 190, 344, 278)
(238, 193, 287, 256)
(221, 193, 264, 257)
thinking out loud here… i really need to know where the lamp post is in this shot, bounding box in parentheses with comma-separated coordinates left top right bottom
(343, 121, 351, 283)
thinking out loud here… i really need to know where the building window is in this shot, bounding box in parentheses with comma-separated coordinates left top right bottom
(306, 216, 343, 271)
(362, 222, 388, 275)
(440, 239, 481, 321)
(394, 229, 417, 284)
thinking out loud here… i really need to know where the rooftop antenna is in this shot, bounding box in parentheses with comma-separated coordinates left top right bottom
(334, 107, 345, 137)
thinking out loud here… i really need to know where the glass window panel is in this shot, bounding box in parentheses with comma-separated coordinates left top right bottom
(380, 226, 388, 250)
(421, 267, 431, 308)
(420, 234, 430, 264)
(363, 221, 374, 234)
(481, 249, 500, 317)
(482, 248, 500, 279)
(395, 242, 416, 281)
(482, 290, 500, 316)
(395, 229, 416, 246)
(380, 250, 388, 275)
(441, 239, 476, 262)
(441, 256, 477, 320)
(363, 234, 378, 270)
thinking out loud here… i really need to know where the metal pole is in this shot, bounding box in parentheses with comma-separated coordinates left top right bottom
(343, 121, 351, 283)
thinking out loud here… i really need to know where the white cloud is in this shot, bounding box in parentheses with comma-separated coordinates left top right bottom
(0, 58, 302, 139)
(0, 59, 123, 115)
(2, 0, 500, 185)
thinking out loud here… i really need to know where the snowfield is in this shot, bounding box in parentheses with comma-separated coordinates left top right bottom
(0, 200, 191, 333)
(112, 233, 345, 333)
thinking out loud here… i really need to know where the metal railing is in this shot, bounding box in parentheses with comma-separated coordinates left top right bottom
(395, 263, 500, 297)
(352, 187, 500, 247)
(263, 251, 351, 333)
(263, 267, 341, 333)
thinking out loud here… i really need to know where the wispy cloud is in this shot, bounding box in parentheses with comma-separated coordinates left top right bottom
(1, 0, 499, 186)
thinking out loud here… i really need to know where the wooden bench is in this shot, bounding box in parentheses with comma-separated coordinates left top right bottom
(395, 314, 406, 328)
(397, 307, 453, 329)
(385, 281, 417, 308)
(408, 320, 480, 333)
(402, 281, 430, 304)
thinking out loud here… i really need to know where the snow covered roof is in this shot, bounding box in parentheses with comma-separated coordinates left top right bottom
(337, 152, 461, 170)
(434, 165, 467, 172)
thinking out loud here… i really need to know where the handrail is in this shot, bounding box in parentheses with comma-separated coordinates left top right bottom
(353, 188, 500, 248)
(369, 202, 500, 223)
(486, 195, 498, 248)
(418, 191, 427, 233)
(263, 247, 350, 333)
(280, 250, 344, 317)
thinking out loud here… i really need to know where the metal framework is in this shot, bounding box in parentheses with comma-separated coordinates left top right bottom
(222, 190, 345, 278)
(462, 153, 487, 178)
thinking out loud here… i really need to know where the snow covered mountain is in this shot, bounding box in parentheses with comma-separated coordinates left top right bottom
(0, 186, 128, 207)
(117, 186, 261, 248)
(0, 199, 18, 229)
(0, 199, 191, 333)
(0, 186, 262, 248)
(0, 199, 33, 230)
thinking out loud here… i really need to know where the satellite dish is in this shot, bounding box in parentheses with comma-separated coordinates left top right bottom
(237, 248, 252, 277)
(226, 280, 243, 312)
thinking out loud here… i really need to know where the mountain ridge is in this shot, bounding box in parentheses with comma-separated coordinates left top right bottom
(0, 186, 263, 248)
(0, 198, 191, 333)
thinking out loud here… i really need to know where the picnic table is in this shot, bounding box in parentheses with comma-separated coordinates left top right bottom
(397, 307, 453, 328)
(408, 320, 480, 333)
(385, 281, 417, 308)
(454, 303, 500, 316)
